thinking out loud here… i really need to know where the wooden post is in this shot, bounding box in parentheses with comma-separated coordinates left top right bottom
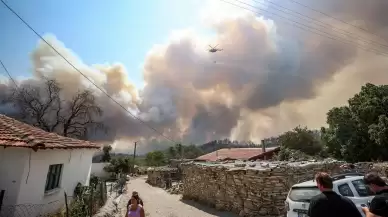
(64, 192, 69, 217)
(132, 141, 138, 174)
(89, 187, 94, 217)
(0, 190, 5, 213)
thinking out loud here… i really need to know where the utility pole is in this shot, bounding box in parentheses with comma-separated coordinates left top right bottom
(132, 141, 138, 173)
(181, 145, 183, 160)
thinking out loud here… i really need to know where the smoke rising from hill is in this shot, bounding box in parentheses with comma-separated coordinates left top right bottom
(1, 0, 388, 154)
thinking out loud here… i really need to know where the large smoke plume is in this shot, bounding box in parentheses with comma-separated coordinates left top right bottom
(1, 0, 388, 154)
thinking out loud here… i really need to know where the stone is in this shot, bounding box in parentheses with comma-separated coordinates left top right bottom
(179, 160, 388, 217)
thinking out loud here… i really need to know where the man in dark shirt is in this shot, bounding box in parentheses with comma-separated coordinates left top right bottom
(307, 172, 362, 217)
(362, 173, 388, 217)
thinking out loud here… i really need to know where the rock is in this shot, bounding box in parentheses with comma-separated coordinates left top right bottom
(167, 182, 183, 194)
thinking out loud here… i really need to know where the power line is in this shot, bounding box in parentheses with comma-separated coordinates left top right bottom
(235, 0, 388, 55)
(219, 0, 388, 57)
(0, 0, 178, 143)
(288, 0, 387, 43)
(253, 0, 388, 49)
(0, 59, 18, 87)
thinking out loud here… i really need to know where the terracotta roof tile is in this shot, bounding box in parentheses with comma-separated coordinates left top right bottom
(0, 114, 100, 150)
(196, 147, 279, 161)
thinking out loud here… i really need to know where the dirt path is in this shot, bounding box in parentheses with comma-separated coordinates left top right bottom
(121, 177, 238, 217)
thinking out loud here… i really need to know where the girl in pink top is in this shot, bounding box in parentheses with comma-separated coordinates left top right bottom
(126, 195, 145, 217)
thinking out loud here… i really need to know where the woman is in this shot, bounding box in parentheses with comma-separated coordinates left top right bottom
(132, 191, 144, 206)
(126, 195, 145, 217)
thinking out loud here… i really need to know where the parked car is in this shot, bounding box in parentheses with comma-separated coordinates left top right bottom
(285, 173, 374, 217)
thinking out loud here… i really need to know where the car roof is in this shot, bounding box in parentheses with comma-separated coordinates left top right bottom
(292, 175, 364, 188)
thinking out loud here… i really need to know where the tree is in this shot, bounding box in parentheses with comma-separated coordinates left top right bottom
(167, 146, 177, 159)
(8, 78, 104, 139)
(322, 83, 388, 162)
(275, 126, 325, 160)
(182, 144, 204, 159)
(102, 145, 112, 162)
(145, 151, 166, 166)
(104, 157, 134, 175)
(175, 144, 183, 159)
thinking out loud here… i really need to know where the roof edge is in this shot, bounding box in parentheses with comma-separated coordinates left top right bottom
(0, 144, 100, 150)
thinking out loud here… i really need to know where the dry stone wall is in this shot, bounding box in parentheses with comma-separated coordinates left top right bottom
(146, 167, 178, 187)
(181, 161, 388, 217)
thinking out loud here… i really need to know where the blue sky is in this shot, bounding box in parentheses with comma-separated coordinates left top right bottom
(0, 0, 206, 86)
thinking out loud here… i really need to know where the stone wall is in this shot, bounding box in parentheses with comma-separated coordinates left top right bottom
(181, 160, 388, 217)
(146, 167, 178, 187)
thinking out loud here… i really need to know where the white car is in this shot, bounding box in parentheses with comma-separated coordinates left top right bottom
(285, 173, 374, 217)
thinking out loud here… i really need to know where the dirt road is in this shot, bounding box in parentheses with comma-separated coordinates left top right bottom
(121, 177, 238, 217)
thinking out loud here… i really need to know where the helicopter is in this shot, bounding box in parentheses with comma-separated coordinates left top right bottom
(208, 44, 223, 53)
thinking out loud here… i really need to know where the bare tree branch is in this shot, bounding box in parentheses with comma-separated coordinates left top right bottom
(9, 78, 105, 139)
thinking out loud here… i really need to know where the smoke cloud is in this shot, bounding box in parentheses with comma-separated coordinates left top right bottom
(1, 0, 388, 154)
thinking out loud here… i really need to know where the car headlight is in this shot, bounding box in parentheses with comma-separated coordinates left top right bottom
(285, 201, 290, 211)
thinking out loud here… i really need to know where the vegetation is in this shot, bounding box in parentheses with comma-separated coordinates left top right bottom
(68, 178, 106, 216)
(145, 150, 167, 166)
(6, 78, 105, 139)
(101, 145, 112, 162)
(103, 157, 136, 175)
(273, 83, 388, 163)
(321, 83, 388, 162)
(275, 127, 326, 161)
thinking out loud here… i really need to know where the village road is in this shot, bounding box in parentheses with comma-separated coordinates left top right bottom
(121, 177, 238, 217)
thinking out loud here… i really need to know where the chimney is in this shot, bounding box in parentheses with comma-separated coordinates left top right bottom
(261, 140, 266, 153)
(261, 140, 266, 160)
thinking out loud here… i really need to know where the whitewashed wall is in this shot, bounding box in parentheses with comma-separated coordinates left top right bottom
(0, 147, 28, 206)
(0, 147, 96, 217)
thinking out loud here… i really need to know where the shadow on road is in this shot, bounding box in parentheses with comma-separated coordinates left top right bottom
(180, 198, 239, 217)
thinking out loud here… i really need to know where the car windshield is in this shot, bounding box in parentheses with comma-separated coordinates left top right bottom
(289, 186, 321, 202)
(351, 179, 374, 197)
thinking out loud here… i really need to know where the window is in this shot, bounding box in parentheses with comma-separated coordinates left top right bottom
(288, 187, 321, 202)
(338, 183, 354, 197)
(352, 179, 374, 197)
(45, 164, 63, 192)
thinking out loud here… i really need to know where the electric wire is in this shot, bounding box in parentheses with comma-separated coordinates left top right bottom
(288, 0, 387, 43)
(0, 59, 18, 87)
(219, 0, 388, 57)
(0, 0, 178, 143)
(252, 0, 388, 49)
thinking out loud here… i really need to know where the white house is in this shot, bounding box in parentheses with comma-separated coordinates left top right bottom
(0, 115, 100, 216)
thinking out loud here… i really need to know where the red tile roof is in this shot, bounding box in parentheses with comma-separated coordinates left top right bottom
(196, 147, 279, 161)
(0, 115, 100, 150)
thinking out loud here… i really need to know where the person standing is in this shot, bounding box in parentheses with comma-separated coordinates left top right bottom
(362, 173, 388, 217)
(307, 172, 362, 217)
(125, 195, 145, 217)
(130, 191, 144, 207)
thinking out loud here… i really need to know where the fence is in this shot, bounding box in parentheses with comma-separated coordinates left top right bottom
(0, 181, 110, 217)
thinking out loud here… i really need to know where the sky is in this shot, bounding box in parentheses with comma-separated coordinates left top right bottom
(0, 0, 208, 86)
(2, 0, 388, 153)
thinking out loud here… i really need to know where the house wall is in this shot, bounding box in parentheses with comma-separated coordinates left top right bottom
(10, 148, 96, 216)
(91, 162, 111, 179)
(0, 147, 29, 206)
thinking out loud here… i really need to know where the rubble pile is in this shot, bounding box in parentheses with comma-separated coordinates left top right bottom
(167, 182, 183, 195)
(146, 166, 178, 187)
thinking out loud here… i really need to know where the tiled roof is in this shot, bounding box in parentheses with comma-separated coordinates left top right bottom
(196, 147, 279, 161)
(0, 114, 100, 150)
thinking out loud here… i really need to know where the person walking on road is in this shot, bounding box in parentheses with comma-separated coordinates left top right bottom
(126, 194, 145, 217)
(132, 191, 144, 206)
(362, 173, 388, 217)
(308, 172, 362, 217)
